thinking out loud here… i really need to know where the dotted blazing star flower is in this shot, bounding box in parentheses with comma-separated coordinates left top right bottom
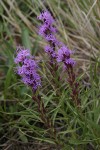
(38, 11, 59, 60)
(14, 47, 41, 91)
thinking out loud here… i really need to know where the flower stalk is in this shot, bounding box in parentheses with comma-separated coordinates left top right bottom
(38, 11, 60, 89)
(38, 10, 80, 105)
(32, 94, 61, 147)
(57, 45, 80, 105)
(14, 46, 60, 147)
(67, 65, 80, 106)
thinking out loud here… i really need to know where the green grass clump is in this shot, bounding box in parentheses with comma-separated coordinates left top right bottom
(0, 0, 100, 149)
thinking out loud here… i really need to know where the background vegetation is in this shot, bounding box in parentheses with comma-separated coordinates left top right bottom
(0, 0, 100, 149)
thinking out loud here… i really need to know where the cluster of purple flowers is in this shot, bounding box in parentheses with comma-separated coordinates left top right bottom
(38, 10, 75, 68)
(14, 47, 41, 91)
(38, 10, 59, 59)
(14, 10, 75, 92)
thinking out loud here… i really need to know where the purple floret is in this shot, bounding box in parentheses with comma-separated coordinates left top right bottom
(38, 24, 56, 37)
(45, 45, 57, 58)
(14, 47, 31, 64)
(65, 58, 75, 66)
(57, 45, 75, 68)
(38, 24, 48, 37)
(57, 46, 72, 62)
(45, 34, 59, 45)
(14, 47, 41, 91)
(38, 11, 54, 25)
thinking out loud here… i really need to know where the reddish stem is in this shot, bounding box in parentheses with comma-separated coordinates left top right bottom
(67, 65, 80, 106)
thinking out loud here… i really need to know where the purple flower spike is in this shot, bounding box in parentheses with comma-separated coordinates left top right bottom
(38, 10, 59, 62)
(14, 47, 41, 91)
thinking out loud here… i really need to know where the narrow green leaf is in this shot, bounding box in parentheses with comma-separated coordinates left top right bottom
(21, 24, 31, 50)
